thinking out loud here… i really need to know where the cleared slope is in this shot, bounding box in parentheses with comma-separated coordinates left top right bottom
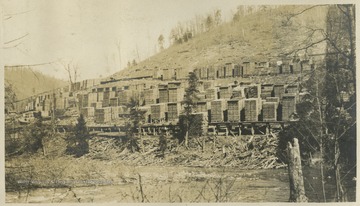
(112, 5, 327, 79)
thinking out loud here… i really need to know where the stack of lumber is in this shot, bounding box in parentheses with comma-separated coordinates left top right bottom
(244, 98, 260, 121)
(286, 84, 298, 94)
(144, 88, 158, 105)
(118, 90, 131, 106)
(88, 92, 97, 105)
(150, 103, 167, 123)
(167, 103, 181, 122)
(200, 67, 208, 79)
(109, 98, 118, 107)
(232, 86, 246, 99)
(94, 107, 112, 123)
(97, 92, 104, 102)
(203, 81, 214, 90)
(196, 101, 210, 113)
(205, 88, 218, 100)
(262, 102, 277, 121)
(80, 107, 95, 118)
(167, 81, 181, 89)
(207, 67, 216, 79)
(91, 102, 103, 109)
(273, 84, 285, 99)
(158, 88, 169, 103)
(111, 107, 119, 120)
(233, 64, 242, 77)
(266, 97, 280, 104)
(245, 84, 261, 98)
(261, 84, 274, 99)
(219, 86, 232, 99)
(211, 99, 227, 122)
(227, 99, 244, 122)
(282, 94, 296, 121)
(168, 88, 184, 103)
(224, 63, 234, 78)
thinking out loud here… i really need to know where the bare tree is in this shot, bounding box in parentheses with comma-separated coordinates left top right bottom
(214, 9, 222, 26)
(62, 62, 79, 86)
(158, 34, 165, 51)
(116, 39, 122, 69)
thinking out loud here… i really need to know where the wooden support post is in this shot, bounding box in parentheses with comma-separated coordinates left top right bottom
(287, 138, 308, 202)
(222, 145, 226, 158)
(202, 136, 206, 151)
(143, 128, 146, 136)
(239, 124, 242, 138)
(266, 124, 270, 135)
(225, 127, 229, 137)
(213, 135, 216, 149)
(251, 126, 255, 136)
(165, 127, 170, 136)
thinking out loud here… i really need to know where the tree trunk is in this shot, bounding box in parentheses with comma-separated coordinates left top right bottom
(139, 127, 144, 153)
(185, 120, 189, 149)
(287, 138, 307, 202)
(334, 136, 346, 201)
(42, 139, 46, 156)
(202, 136, 205, 152)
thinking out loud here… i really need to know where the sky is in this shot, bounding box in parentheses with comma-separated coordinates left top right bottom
(2, 0, 245, 81)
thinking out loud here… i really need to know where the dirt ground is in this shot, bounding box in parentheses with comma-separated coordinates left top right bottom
(5, 134, 356, 203)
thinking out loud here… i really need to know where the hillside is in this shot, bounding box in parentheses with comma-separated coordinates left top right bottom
(5, 66, 68, 101)
(112, 5, 327, 79)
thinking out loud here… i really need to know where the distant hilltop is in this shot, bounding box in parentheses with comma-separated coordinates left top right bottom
(110, 5, 327, 81)
(5, 66, 68, 101)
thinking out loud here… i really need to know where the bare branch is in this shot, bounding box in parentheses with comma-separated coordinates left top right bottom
(284, 5, 328, 25)
(281, 38, 327, 56)
(3, 9, 34, 19)
(336, 5, 350, 19)
(6, 60, 59, 68)
(2, 39, 25, 49)
(4, 33, 29, 45)
(337, 121, 356, 141)
(324, 35, 350, 59)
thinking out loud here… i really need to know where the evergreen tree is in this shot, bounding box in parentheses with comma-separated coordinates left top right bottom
(66, 114, 90, 157)
(125, 97, 146, 153)
(23, 114, 50, 155)
(5, 83, 17, 114)
(181, 72, 200, 147)
(158, 133, 167, 158)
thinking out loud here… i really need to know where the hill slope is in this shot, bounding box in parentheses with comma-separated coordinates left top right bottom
(112, 5, 327, 79)
(5, 67, 68, 100)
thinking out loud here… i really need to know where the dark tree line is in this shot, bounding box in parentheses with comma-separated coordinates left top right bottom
(278, 4, 355, 202)
(5, 113, 90, 158)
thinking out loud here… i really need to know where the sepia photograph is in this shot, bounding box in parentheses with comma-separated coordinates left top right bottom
(2, 0, 357, 203)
